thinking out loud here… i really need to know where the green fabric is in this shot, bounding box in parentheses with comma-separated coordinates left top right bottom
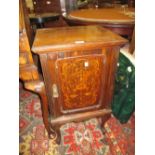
(112, 52, 135, 123)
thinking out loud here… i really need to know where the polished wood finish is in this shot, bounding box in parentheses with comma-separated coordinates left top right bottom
(31, 25, 127, 142)
(50, 109, 112, 126)
(32, 25, 127, 53)
(19, 64, 39, 81)
(129, 27, 135, 54)
(57, 54, 105, 110)
(64, 8, 135, 39)
(19, 0, 33, 46)
(69, 8, 134, 23)
(24, 81, 50, 133)
(19, 0, 50, 134)
(19, 0, 39, 81)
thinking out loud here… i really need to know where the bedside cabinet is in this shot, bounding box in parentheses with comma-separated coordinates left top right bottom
(29, 25, 127, 142)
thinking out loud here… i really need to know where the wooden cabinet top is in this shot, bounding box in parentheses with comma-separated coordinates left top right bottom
(32, 25, 127, 54)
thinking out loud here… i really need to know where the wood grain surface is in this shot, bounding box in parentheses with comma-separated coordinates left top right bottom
(32, 25, 127, 53)
(69, 8, 135, 24)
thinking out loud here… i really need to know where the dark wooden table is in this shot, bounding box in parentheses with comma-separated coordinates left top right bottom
(63, 8, 135, 39)
(29, 12, 60, 28)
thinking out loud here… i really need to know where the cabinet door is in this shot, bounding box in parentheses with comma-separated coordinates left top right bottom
(46, 51, 107, 115)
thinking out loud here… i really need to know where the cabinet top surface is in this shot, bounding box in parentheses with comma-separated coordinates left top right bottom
(32, 25, 127, 53)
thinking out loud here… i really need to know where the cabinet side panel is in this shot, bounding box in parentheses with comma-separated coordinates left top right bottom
(40, 54, 55, 116)
(103, 47, 120, 108)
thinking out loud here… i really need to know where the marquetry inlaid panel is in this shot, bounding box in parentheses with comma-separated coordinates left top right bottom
(57, 54, 105, 110)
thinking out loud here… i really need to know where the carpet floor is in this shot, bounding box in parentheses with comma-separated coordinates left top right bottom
(19, 82, 134, 155)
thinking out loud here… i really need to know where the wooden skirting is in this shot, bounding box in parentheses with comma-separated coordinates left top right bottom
(50, 109, 112, 126)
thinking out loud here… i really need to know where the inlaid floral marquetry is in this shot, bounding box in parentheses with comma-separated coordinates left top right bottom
(57, 54, 106, 110)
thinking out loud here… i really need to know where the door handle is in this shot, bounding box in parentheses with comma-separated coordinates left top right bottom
(52, 84, 59, 98)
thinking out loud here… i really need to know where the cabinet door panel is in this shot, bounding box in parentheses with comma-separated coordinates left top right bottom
(56, 54, 106, 113)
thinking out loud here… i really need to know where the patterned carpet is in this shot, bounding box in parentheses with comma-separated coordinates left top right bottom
(19, 82, 135, 155)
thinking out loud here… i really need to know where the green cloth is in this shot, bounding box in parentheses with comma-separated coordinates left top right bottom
(112, 52, 135, 123)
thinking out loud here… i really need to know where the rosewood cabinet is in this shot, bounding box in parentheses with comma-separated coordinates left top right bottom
(30, 25, 127, 142)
